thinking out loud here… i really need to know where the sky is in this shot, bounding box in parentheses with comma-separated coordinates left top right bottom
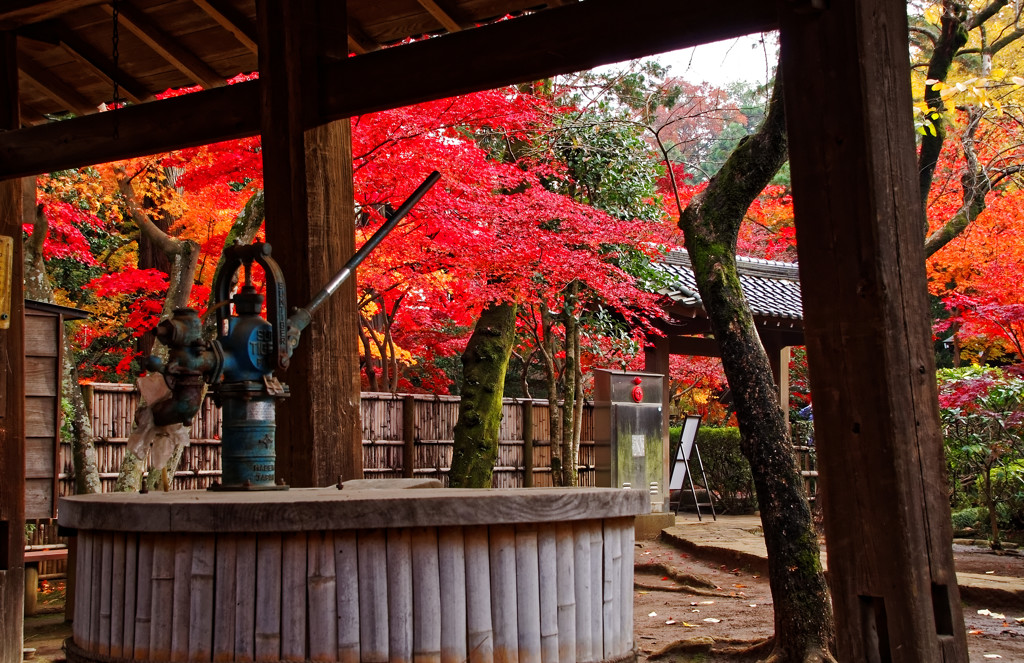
(655, 34, 778, 89)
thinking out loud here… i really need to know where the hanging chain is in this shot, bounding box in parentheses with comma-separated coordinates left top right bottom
(111, 0, 121, 137)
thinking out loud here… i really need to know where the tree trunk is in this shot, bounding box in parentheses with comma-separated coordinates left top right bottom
(450, 300, 517, 487)
(540, 305, 563, 484)
(115, 172, 265, 491)
(22, 184, 101, 495)
(983, 462, 1002, 551)
(559, 283, 580, 486)
(676, 74, 836, 662)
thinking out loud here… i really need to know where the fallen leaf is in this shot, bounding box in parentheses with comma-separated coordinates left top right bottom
(982, 655, 1002, 659)
(749, 604, 758, 608)
(978, 609, 992, 616)
(733, 584, 747, 588)
(991, 613, 1006, 620)
(969, 630, 984, 635)
(648, 612, 657, 617)
(985, 571, 995, 574)
(682, 622, 698, 627)
(699, 600, 715, 605)
(637, 591, 649, 595)
(703, 618, 721, 623)
(661, 576, 669, 581)
(665, 619, 676, 625)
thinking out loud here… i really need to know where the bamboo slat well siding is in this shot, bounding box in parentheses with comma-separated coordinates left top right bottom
(60, 385, 596, 496)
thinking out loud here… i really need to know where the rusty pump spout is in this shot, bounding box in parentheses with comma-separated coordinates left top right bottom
(146, 171, 439, 490)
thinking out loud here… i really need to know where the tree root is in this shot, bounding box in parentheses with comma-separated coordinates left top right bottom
(634, 580, 724, 597)
(635, 561, 718, 590)
(751, 641, 838, 663)
(648, 636, 715, 660)
(714, 635, 774, 658)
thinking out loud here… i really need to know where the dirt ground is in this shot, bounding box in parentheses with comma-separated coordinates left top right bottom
(22, 544, 1024, 663)
(634, 539, 1024, 662)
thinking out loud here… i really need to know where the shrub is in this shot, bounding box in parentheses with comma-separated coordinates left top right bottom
(950, 505, 1014, 536)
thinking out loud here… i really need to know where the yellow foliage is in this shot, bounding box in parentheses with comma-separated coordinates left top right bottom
(360, 327, 417, 365)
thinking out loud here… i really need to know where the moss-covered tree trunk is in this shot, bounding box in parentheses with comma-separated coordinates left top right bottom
(450, 300, 517, 487)
(675, 74, 836, 663)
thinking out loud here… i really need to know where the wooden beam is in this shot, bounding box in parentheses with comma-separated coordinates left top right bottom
(18, 54, 95, 115)
(192, 0, 258, 54)
(322, 0, 778, 117)
(258, 0, 361, 487)
(0, 28, 26, 663)
(417, 0, 463, 33)
(100, 1, 225, 89)
(780, 0, 968, 660)
(0, 0, 778, 178)
(667, 336, 720, 357)
(0, 0, 107, 30)
(0, 81, 259, 179)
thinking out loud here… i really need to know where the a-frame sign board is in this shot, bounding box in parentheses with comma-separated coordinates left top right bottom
(669, 415, 716, 521)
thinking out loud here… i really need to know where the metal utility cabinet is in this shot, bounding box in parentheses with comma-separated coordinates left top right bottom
(594, 369, 666, 512)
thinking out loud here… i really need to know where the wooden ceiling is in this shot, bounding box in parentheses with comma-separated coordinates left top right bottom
(4, 0, 569, 122)
(0, 0, 778, 178)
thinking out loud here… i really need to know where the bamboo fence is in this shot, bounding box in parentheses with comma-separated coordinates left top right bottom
(58, 385, 597, 497)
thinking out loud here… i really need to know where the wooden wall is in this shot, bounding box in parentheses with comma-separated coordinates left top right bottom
(25, 308, 63, 519)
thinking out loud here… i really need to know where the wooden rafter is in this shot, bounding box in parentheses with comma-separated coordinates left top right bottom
(347, 20, 379, 55)
(0, 0, 108, 30)
(19, 20, 152, 104)
(100, 1, 225, 89)
(18, 101, 47, 125)
(0, 0, 777, 179)
(417, 0, 462, 33)
(18, 54, 95, 115)
(192, 0, 258, 54)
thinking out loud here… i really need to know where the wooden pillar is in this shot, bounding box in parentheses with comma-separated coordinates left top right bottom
(0, 28, 26, 663)
(257, 0, 362, 486)
(765, 342, 790, 416)
(643, 336, 671, 499)
(403, 396, 416, 479)
(522, 400, 534, 488)
(780, 1, 968, 661)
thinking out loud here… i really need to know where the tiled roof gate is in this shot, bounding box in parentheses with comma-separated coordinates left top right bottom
(654, 249, 803, 322)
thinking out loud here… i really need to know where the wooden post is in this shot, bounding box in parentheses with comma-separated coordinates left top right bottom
(780, 1, 968, 660)
(404, 395, 416, 479)
(0, 27, 25, 663)
(257, 0, 362, 487)
(763, 338, 791, 416)
(522, 401, 534, 488)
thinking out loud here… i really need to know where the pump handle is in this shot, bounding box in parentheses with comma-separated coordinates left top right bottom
(285, 171, 441, 358)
